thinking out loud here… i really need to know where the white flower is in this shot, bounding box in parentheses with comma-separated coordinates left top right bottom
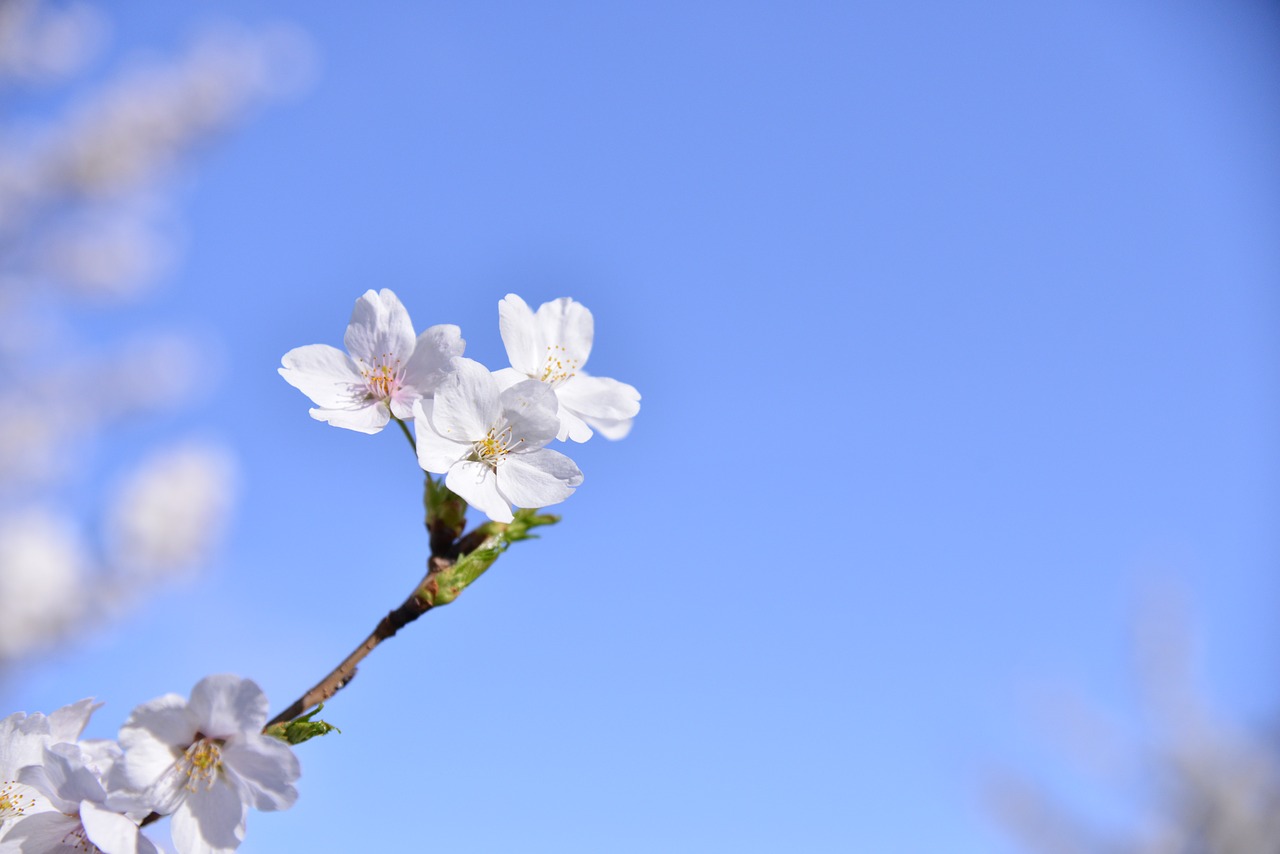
(5, 742, 156, 854)
(0, 700, 99, 842)
(116, 676, 299, 854)
(279, 289, 464, 434)
(495, 294, 640, 442)
(413, 358, 583, 523)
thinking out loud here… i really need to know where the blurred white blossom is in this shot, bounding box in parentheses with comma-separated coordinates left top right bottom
(105, 443, 236, 581)
(0, 0, 103, 83)
(0, 511, 87, 661)
(0, 1, 310, 670)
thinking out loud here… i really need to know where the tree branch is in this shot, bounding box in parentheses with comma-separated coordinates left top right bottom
(266, 555, 451, 728)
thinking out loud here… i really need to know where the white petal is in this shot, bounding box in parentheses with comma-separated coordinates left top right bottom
(221, 735, 299, 812)
(557, 374, 640, 422)
(430, 358, 498, 441)
(388, 396, 417, 421)
(120, 696, 192, 750)
(278, 344, 364, 409)
(47, 699, 100, 744)
(555, 405, 594, 443)
(80, 800, 147, 854)
(0, 713, 51, 775)
(445, 461, 512, 523)
(534, 297, 593, 367)
(78, 739, 122, 781)
(187, 676, 268, 739)
(498, 294, 541, 376)
(0, 811, 82, 853)
(413, 401, 468, 474)
(308, 400, 390, 435)
(118, 696, 191, 791)
(499, 380, 560, 452)
(142, 760, 191, 816)
(170, 784, 245, 854)
(23, 744, 105, 806)
(580, 413, 634, 440)
(401, 324, 465, 397)
(18, 763, 77, 814)
(343, 289, 415, 364)
(490, 367, 526, 390)
(497, 452, 582, 510)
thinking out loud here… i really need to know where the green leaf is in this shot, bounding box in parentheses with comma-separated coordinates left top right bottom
(264, 705, 341, 745)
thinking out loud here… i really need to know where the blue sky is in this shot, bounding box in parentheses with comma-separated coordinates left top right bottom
(7, 1, 1279, 851)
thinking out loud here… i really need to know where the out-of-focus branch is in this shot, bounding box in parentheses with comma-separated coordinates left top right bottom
(989, 588, 1280, 854)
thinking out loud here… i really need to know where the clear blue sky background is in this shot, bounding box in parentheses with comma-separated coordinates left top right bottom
(8, 1, 1279, 851)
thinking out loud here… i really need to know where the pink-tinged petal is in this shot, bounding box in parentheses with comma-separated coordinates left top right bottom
(431, 358, 499, 441)
(187, 676, 268, 739)
(446, 461, 512, 523)
(557, 374, 640, 422)
(534, 297, 593, 367)
(580, 413, 634, 440)
(402, 324, 465, 397)
(497, 451, 582, 510)
(47, 699, 100, 744)
(221, 735, 299, 812)
(498, 294, 541, 376)
(171, 784, 245, 854)
(309, 400, 390, 435)
(81, 800, 149, 854)
(278, 344, 364, 410)
(343, 289, 415, 364)
(499, 380, 560, 452)
(413, 401, 468, 474)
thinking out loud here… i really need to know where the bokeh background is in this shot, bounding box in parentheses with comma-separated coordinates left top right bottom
(2, 1, 1277, 851)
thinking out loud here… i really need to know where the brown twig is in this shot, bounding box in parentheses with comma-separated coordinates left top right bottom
(265, 555, 451, 728)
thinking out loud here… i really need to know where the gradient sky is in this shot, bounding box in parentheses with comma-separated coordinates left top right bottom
(7, 2, 1279, 852)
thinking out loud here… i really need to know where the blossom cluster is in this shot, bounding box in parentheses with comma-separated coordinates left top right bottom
(280, 290, 641, 523)
(0, 676, 298, 854)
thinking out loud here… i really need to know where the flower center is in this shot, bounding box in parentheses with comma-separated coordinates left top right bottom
(180, 737, 224, 792)
(537, 344, 578, 386)
(358, 353, 403, 401)
(0, 780, 34, 822)
(472, 423, 523, 468)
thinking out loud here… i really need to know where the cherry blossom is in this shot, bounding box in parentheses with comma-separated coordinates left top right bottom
(4, 742, 156, 854)
(495, 294, 640, 442)
(413, 357, 583, 523)
(279, 288, 464, 434)
(116, 675, 298, 854)
(0, 700, 99, 843)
